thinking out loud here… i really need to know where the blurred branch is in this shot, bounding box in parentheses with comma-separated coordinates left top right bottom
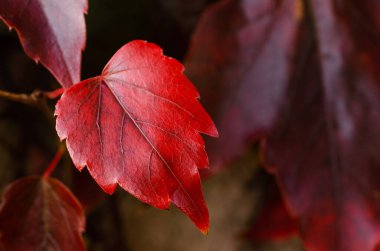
(0, 89, 45, 107)
(0, 88, 63, 128)
(0, 88, 63, 105)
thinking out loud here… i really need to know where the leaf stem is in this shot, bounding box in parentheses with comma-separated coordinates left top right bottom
(45, 88, 65, 99)
(43, 144, 66, 178)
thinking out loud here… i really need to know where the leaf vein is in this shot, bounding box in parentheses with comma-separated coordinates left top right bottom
(107, 86, 205, 222)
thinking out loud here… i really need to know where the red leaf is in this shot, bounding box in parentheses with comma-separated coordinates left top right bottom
(0, 176, 86, 251)
(0, 0, 88, 88)
(55, 40, 218, 233)
(186, 0, 380, 250)
(185, 0, 301, 172)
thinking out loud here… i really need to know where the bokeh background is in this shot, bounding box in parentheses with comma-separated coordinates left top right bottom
(0, 1, 304, 250)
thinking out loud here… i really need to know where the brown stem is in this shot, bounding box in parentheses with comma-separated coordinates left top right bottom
(0, 89, 42, 106)
(0, 88, 63, 104)
(0, 88, 63, 130)
(43, 144, 66, 178)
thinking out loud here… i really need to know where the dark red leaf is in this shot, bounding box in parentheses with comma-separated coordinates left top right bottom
(185, 0, 301, 172)
(0, 0, 88, 88)
(186, 0, 380, 250)
(0, 176, 86, 251)
(55, 40, 218, 233)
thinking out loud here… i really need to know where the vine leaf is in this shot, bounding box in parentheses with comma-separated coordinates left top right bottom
(55, 40, 218, 233)
(184, 0, 301, 172)
(0, 0, 88, 88)
(186, 0, 380, 249)
(0, 176, 86, 251)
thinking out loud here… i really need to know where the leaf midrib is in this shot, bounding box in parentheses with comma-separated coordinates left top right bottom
(101, 79, 206, 225)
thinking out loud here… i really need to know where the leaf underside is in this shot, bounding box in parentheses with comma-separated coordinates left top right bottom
(0, 0, 87, 88)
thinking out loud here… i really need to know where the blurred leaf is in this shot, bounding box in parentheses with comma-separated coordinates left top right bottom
(0, 0, 88, 88)
(0, 176, 86, 251)
(186, 0, 380, 250)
